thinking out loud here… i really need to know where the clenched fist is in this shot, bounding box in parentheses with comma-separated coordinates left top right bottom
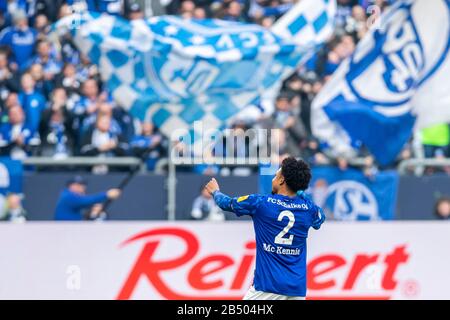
(204, 178, 220, 195)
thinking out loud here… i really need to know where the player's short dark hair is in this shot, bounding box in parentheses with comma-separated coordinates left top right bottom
(280, 157, 311, 193)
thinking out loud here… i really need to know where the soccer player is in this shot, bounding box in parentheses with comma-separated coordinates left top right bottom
(204, 156, 325, 300)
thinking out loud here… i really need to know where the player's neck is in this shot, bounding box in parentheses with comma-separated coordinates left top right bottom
(277, 188, 297, 198)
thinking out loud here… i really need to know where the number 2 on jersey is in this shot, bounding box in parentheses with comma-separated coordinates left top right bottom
(274, 210, 295, 245)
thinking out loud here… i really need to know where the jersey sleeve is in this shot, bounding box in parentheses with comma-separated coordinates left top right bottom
(311, 206, 326, 230)
(213, 191, 263, 217)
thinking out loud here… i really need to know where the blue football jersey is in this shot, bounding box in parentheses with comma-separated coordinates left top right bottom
(213, 191, 325, 297)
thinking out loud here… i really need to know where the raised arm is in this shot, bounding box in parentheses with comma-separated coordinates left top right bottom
(311, 207, 326, 230)
(205, 178, 262, 216)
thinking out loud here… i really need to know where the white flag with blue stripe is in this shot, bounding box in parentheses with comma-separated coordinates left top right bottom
(55, 0, 335, 151)
(312, 0, 450, 165)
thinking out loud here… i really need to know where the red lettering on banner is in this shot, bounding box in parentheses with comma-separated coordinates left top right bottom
(307, 255, 346, 290)
(117, 227, 410, 300)
(230, 242, 256, 290)
(116, 228, 255, 300)
(343, 254, 379, 290)
(382, 245, 409, 290)
(188, 255, 234, 290)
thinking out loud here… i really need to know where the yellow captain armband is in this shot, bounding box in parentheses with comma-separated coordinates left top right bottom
(237, 195, 249, 202)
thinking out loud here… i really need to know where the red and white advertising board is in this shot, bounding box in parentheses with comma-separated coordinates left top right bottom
(0, 221, 448, 299)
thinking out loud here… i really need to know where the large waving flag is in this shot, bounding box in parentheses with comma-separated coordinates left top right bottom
(312, 0, 450, 165)
(55, 0, 335, 152)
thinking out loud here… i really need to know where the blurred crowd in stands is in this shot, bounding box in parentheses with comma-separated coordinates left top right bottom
(0, 0, 447, 176)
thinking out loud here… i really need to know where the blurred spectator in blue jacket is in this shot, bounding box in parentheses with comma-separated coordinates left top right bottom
(54, 175, 121, 221)
(0, 104, 40, 159)
(30, 39, 62, 81)
(0, 10, 37, 71)
(18, 72, 46, 133)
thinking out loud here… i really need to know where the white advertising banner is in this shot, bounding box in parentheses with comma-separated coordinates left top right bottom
(0, 221, 448, 300)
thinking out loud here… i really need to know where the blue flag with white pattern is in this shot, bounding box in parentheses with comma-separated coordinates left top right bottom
(312, 0, 450, 166)
(55, 0, 335, 151)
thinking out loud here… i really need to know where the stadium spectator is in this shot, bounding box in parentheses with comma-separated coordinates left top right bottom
(221, 1, 246, 22)
(54, 175, 121, 220)
(130, 121, 164, 170)
(0, 10, 37, 71)
(0, 92, 20, 124)
(80, 115, 129, 159)
(18, 72, 46, 133)
(72, 78, 102, 118)
(112, 105, 136, 141)
(191, 185, 224, 221)
(421, 123, 449, 159)
(301, 138, 330, 166)
(320, 34, 355, 76)
(29, 63, 53, 99)
(260, 92, 307, 158)
(259, 16, 274, 28)
(0, 0, 441, 179)
(434, 197, 450, 220)
(179, 0, 196, 18)
(0, 104, 40, 159)
(35, 0, 68, 22)
(31, 39, 62, 81)
(80, 102, 122, 137)
(86, 0, 124, 16)
(212, 120, 258, 176)
(420, 123, 450, 175)
(34, 14, 50, 40)
(0, 50, 20, 103)
(126, 2, 145, 20)
(76, 54, 100, 82)
(55, 63, 82, 98)
(345, 5, 368, 40)
(0, 193, 27, 222)
(335, 0, 356, 29)
(57, 3, 74, 20)
(60, 35, 81, 66)
(38, 87, 74, 158)
(193, 6, 206, 19)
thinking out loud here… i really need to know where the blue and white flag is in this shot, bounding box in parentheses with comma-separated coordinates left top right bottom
(312, 0, 450, 166)
(55, 0, 335, 151)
